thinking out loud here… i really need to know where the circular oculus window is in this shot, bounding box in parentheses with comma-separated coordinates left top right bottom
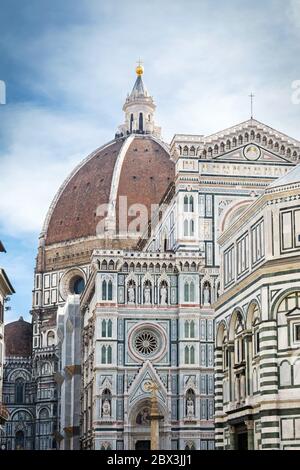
(243, 144, 261, 161)
(134, 330, 159, 356)
(128, 323, 167, 362)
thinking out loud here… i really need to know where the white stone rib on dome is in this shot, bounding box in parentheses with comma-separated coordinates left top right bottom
(39, 139, 117, 245)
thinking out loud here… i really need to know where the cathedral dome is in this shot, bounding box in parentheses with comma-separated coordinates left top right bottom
(38, 67, 175, 268)
(4, 317, 32, 357)
(43, 135, 174, 247)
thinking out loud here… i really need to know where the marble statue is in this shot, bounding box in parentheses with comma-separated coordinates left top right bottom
(128, 285, 135, 303)
(160, 284, 167, 305)
(203, 285, 210, 305)
(187, 398, 194, 417)
(144, 285, 151, 304)
(102, 399, 111, 417)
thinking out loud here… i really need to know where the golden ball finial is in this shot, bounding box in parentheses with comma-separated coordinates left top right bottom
(136, 64, 144, 76)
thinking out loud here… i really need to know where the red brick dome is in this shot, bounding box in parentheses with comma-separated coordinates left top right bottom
(43, 135, 175, 247)
(4, 317, 32, 357)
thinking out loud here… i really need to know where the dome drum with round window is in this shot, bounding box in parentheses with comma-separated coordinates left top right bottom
(70, 275, 85, 295)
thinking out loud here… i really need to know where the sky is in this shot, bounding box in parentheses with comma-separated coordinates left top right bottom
(0, 0, 300, 323)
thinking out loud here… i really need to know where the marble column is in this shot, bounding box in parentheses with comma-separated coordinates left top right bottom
(149, 392, 164, 450)
(229, 425, 236, 450)
(245, 420, 254, 450)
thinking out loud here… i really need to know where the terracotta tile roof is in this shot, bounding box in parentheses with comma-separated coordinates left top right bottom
(4, 317, 32, 357)
(44, 136, 174, 247)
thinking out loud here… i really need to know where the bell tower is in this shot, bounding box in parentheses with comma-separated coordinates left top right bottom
(117, 64, 161, 138)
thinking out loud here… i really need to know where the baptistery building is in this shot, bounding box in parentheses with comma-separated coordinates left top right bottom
(3, 65, 300, 450)
(214, 166, 300, 450)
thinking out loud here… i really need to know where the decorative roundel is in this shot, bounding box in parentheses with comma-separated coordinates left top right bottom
(134, 330, 159, 356)
(59, 268, 86, 300)
(243, 144, 261, 161)
(128, 323, 168, 362)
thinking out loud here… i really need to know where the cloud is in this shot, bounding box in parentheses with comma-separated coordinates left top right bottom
(288, 0, 300, 28)
(0, 104, 109, 235)
(0, 0, 300, 321)
(1, 0, 300, 238)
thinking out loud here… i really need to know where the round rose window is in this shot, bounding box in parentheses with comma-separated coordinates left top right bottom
(134, 330, 159, 356)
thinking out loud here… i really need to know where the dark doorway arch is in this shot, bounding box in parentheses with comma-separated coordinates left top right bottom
(15, 430, 25, 450)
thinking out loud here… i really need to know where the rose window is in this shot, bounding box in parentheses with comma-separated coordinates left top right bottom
(134, 330, 159, 356)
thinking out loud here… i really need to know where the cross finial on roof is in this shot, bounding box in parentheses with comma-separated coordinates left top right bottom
(249, 92, 255, 119)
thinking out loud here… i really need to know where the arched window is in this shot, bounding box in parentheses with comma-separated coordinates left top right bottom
(184, 321, 189, 338)
(15, 378, 24, 404)
(234, 314, 245, 365)
(190, 146, 195, 156)
(280, 361, 292, 386)
(190, 321, 195, 338)
(47, 331, 55, 347)
(102, 260, 107, 270)
(294, 360, 300, 385)
(108, 260, 114, 270)
(183, 146, 188, 156)
(190, 346, 195, 364)
(184, 195, 189, 212)
(102, 280, 107, 300)
(184, 282, 189, 302)
(139, 112, 143, 132)
(107, 320, 112, 338)
(107, 280, 113, 301)
(184, 346, 195, 364)
(101, 345, 107, 364)
(130, 113, 133, 133)
(190, 220, 194, 236)
(184, 219, 189, 236)
(102, 320, 107, 337)
(190, 282, 195, 302)
(189, 196, 194, 212)
(107, 346, 112, 364)
(185, 346, 189, 364)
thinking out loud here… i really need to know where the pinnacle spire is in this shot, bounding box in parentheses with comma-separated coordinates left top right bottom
(116, 64, 161, 138)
